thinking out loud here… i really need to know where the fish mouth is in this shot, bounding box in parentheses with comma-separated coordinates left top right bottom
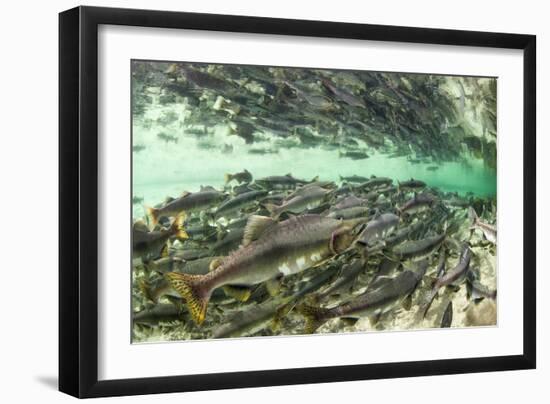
(332, 221, 370, 254)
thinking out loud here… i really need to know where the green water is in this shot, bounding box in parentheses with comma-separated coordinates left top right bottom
(133, 125, 496, 218)
(131, 62, 498, 341)
(131, 61, 497, 219)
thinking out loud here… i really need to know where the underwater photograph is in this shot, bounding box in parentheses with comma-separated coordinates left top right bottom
(131, 60, 497, 343)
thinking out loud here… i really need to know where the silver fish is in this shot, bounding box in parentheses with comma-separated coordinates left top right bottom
(469, 207, 497, 244)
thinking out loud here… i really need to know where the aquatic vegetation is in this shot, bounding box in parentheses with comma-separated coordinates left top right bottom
(131, 61, 497, 342)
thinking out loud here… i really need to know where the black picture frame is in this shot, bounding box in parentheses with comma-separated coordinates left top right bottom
(59, 5, 536, 398)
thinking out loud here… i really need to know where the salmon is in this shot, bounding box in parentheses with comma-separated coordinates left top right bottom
(165, 215, 367, 324)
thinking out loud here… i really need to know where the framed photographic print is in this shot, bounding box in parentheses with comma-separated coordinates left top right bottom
(59, 6, 536, 398)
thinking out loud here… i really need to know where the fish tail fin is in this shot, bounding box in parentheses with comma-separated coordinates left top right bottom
(224, 173, 233, 183)
(421, 288, 439, 318)
(297, 304, 331, 334)
(395, 204, 403, 217)
(171, 212, 189, 240)
(271, 299, 294, 332)
(146, 206, 160, 227)
(137, 279, 156, 303)
(164, 272, 211, 325)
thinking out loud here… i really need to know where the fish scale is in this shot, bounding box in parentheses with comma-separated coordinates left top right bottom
(131, 61, 497, 341)
(165, 215, 367, 324)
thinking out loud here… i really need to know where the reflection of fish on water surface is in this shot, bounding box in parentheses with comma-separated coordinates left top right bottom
(131, 61, 497, 341)
(133, 62, 496, 197)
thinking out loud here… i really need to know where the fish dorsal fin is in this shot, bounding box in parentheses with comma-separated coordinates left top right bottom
(285, 173, 292, 177)
(468, 206, 479, 223)
(181, 191, 191, 197)
(368, 312, 382, 326)
(369, 276, 392, 291)
(164, 196, 175, 204)
(209, 257, 224, 271)
(243, 215, 275, 246)
(266, 277, 283, 297)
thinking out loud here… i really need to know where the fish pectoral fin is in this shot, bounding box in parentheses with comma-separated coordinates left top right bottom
(423, 275, 438, 287)
(465, 282, 474, 299)
(269, 317, 282, 333)
(271, 301, 292, 332)
(297, 304, 330, 334)
(380, 250, 400, 262)
(368, 312, 382, 327)
(446, 284, 461, 293)
(242, 215, 276, 246)
(340, 317, 359, 327)
(222, 285, 252, 302)
(137, 279, 155, 303)
(165, 295, 185, 311)
(266, 277, 283, 297)
(402, 294, 413, 311)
